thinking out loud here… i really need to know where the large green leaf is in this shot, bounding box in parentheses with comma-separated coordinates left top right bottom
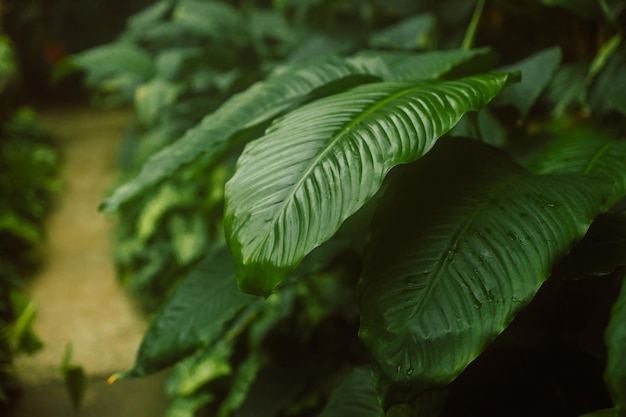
(605, 276, 626, 413)
(100, 49, 494, 212)
(115, 247, 256, 378)
(531, 129, 626, 206)
(494, 46, 562, 120)
(100, 55, 367, 213)
(317, 367, 383, 417)
(225, 73, 516, 296)
(346, 48, 494, 82)
(358, 137, 608, 406)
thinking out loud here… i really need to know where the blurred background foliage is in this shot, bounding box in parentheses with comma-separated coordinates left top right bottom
(0, 28, 60, 403)
(1, 0, 625, 415)
(66, 1, 626, 416)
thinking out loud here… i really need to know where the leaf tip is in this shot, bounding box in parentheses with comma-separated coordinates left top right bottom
(107, 369, 134, 384)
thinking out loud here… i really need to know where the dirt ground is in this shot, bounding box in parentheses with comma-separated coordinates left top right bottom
(7, 106, 169, 416)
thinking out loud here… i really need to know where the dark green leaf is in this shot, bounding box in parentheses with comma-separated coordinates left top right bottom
(494, 46, 562, 119)
(369, 13, 437, 50)
(73, 42, 155, 83)
(317, 367, 383, 417)
(346, 48, 495, 81)
(127, 0, 173, 34)
(99, 56, 367, 213)
(165, 394, 215, 417)
(100, 49, 495, 213)
(118, 247, 257, 378)
(358, 137, 608, 404)
(531, 129, 626, 206)
(172, 0, 247, 44)
(225, 73, 516, 296)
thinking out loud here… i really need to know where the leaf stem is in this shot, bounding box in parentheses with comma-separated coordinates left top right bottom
(462, 0, 486, 50)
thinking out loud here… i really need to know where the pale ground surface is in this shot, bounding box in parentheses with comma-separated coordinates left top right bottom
(7, 106, 169, 416)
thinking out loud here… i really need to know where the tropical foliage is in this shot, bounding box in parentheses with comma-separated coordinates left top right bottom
(72, 0, 626, 416)
(0, 33, 60, 403)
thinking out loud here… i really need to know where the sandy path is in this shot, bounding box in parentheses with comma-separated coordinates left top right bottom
(8, 106, 169, 416)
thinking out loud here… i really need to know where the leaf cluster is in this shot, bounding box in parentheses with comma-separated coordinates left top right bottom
(0, 32, 60, 404)
(72, 0, 626, 416)
(0, 107, 58, 406)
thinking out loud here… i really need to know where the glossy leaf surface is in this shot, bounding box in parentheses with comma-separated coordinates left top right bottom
(119, 247, 256, 378)
(358, 137, 607, 400)
(317, 367, 383, 417)
(532, 131, 626, 206)
(100, 49, 494, 212)
(225, 74, 515, 295)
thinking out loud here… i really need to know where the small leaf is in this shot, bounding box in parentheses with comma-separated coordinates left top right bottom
(346, 48, 495, 81)
(173, 0, 247, 44)
(166, 340, 233, 397)
(120, 247, 256, 378)
(134, 80, 182, 126)
(165, 394, 215, 417)
(225, 73, 516, 296)
(369, 13, 436, 50)
(494, 46, 562, 120)
(317, 367, 383, 417)
(72, 41, 154, 84)
(60, 344, 87, 412)
(605, 277, 626, 413)
(531, 128, 626, 206)
(358, 137, 608, 405)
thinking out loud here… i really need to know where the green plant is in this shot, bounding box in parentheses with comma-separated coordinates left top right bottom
(0, 28, 61, 405)
(0, 107, 59, 403)
(76, 0, 626, 415)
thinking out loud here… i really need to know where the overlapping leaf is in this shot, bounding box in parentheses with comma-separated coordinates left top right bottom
(358, 137, 608, 403)
(116, 247, 256, 378)
(225, 73, 516, 295)
(531, 130, 626, 206)
(100, 49, 494, 212)
(317, 367, 383, 417)
(494, 46, 562, 119)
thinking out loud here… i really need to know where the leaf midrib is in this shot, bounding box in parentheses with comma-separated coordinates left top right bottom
(252, 82, 427, 259)
(584, 141, 613, 175)
(404, 173, 523, 327)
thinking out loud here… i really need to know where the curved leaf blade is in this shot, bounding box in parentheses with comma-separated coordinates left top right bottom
(531, 129, 626, 206)
(317, 367, 383, 417)
(357, 137, 608, 403)
(347, 47, 495, 82)
(101, 49, 495, 212)
(100, 56, 367, 213)
(494, 46, 562, 119)
(225, 73, 516, 295)
(118, 247, 256, 378)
